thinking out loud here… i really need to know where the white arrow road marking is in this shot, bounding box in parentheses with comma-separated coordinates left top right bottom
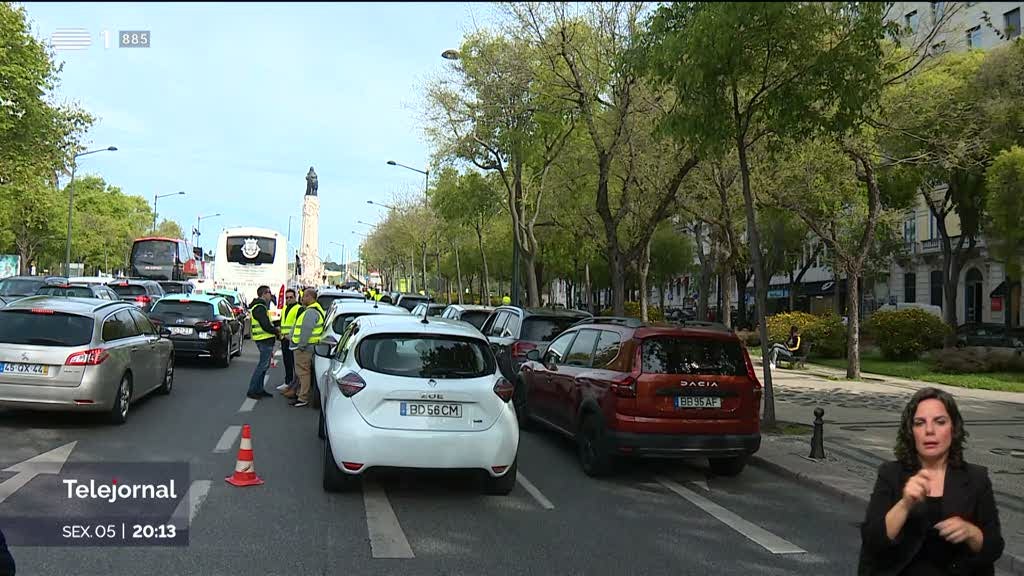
(655, 476, 805, 555)
(0, 442, 77, 505)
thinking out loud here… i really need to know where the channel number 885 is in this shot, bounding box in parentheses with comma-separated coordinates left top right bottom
(120, 31, 150, 47)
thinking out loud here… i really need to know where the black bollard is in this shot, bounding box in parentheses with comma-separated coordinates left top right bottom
(808, 407, 826, 460)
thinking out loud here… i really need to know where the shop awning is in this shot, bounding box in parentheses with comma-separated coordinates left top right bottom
(990, 280, 1020, 298)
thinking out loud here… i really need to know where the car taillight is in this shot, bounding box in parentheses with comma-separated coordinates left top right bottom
(610, 377, 637, 398)
(30, 308, 55, 314)
(232, 307, 244, 316)
(511, 341, 536, 358)
(66, 349, 110, 366)
(196, 321, 223, 331)
(338, 372, 366, 397)
(743, 347, 762, 399)
(134, 295, 151, 305)
(493, 377, 514, 402)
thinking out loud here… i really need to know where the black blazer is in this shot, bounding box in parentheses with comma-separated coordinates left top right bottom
(0, 528, 14, 576)
(858, 460, 1004, 576)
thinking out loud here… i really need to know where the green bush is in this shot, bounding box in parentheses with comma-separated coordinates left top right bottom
(736, 330, 761, 348)
(934, 347, 1024, 373)
(599, 301, 665, 322)
(766, 311, 847, 359)
(866, 308, 950, 361)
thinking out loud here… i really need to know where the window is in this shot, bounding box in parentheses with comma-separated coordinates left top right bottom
(151, 300, 215, 320)
(487, 312, 510, 337)
(502, 313, 521, 338)
(334, 324, 358, 362)
(905, 10, 919, 32)
(640, 336, 746, 376)
(930, 2, 945, 20)
(904, 272, 917, 303)
(967, 26, 982, 49)
(1006, 8, 1021, 39)
(0, 310, 94, 346)
(460, 311, 491, 330)
(129, 309, 157, 335)
(0, 278, 47, 297)
(521, 316, 579, 342)
(102, 310, 140, 341)
(35, 286, 95, 298)
(218, 301, 234, 317)
(564, 329, 600, 367)
(357, 335, 495, 378)
(544, 332, 577, 365)
(110, 284, 147, 297)
(592, 331, 622, 368)
(930, 270, 944, 307)
(225, 235, 277, 265)
(928, 212, 937, 240)
(903, 218, 917, 243)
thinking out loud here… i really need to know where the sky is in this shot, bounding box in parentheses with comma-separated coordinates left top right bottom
(22, 2, 494, 265)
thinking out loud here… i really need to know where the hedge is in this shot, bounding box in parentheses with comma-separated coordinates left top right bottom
(865, 308, 950, 361)
(766, 311, 847, 359)
(933, 346, 1024, 373)
(599, 301, 665, 322)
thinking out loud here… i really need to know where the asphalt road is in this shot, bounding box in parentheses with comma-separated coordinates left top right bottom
(1, 344, 869, 576)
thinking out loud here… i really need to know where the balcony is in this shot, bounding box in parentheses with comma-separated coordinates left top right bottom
(920, 238, 942, 254)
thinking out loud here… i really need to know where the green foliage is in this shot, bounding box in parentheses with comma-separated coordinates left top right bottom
(766, 311, 847, 359)
(600, 301, 665, 322)
(648, 223, 695, 292)
(985, 146, 1024, 281)
(155, 219, 184, 239)
(933, 347, 1024, 374)
(866, 309, 950, 361)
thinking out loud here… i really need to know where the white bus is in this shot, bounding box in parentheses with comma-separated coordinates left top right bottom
(212, 227, 289, 321)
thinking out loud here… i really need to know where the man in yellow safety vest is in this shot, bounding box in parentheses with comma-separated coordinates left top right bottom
(247, 285, 281, 400)
(276, 288, 303, 399)
(289, 287, 325, 407)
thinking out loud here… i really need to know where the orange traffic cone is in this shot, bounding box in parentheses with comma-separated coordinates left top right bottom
(225, 424, 264, 487)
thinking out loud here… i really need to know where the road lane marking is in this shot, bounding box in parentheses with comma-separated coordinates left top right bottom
(363, 480, 414, 558)
(214, 426, 241, 453)
(168, 480, 212, 526)
(655, 476, 805, 555)
(239, 398, 257, 412)
(0, 442, 77, 505)
(516, 472, 554, 510)
(691, 479, 709, 491)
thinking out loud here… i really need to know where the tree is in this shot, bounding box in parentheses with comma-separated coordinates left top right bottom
(648, 223, 694, 312)
(986, 147, 1024, 332)
(0, 178, 63, 274)
(641, 2, 892, 418)
(155, 219, 183, 239)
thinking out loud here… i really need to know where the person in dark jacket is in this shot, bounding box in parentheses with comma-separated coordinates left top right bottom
(768, 325, 802, 369)
(859, 387, 1004, 575)
(0, 527, 15, 576)
(246, 285, 281, 400)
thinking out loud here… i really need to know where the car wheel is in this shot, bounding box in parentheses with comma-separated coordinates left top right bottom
(482, 457, 517, 496)
(513, 376, 532, 430)
(317, 408, 325, 439)
(709, 455, 748, 477)
(157, 356, 174, 395)
(217, 337, 232, 368)
(231, 332, 243, 357)
(323, 431, 358, 492)
(577, 414, 615, 477)
(109, 374, 132, 425)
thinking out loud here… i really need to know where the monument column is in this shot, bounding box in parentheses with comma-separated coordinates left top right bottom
(300, 167, 323, 286)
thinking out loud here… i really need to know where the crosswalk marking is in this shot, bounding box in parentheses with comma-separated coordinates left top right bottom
(239, 398, 257, 412)
(168, 480, 212, 526)
(655, 476, 806, 555)
(363, 480, 414, 558)
(214, 425, 241, 453)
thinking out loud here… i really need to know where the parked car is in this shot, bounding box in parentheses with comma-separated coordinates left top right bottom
(312, 299, 410, 409)
(394, 293, 432, 312)
(440, 304, 495, 331)
(158, 280, 194, 295)
(35, 282, 120, 301)
(410, 302, 447, 318)
(148, 294, 244, 367)
(316, 288, 367, 313)
(107, 279, 165, 313)
(313, 314, 519, 495)
(955, 323, 1024, 349)
(516, 316, 762, 477)
(479, 306, 592, 381)
(0, 276, 63, 302)
(208, 289, 250, 338)
(0, 296, 175, 424)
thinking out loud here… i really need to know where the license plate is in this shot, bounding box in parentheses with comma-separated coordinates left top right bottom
(399, 402, 462, 418)
(168, 327, 193, 336)
(675, 396, 721, 409)
(0, 362, 49, 376)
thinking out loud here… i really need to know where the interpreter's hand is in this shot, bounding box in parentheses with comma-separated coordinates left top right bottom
(901, 470, 932, 506)
(935, 516, 980, 545)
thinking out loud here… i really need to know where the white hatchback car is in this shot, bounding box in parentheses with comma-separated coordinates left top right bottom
(313, 314, 520, 495)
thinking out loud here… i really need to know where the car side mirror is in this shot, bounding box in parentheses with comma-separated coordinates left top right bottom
(313, 343, 334, 358)
(526, 349, 541, 362)
(159, 328, 172, 339)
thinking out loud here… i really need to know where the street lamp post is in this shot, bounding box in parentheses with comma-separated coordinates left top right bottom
(153, 191, 186, 232)
(65, 146, 117, 276)
(329, 241, 346, 280)
(195, 213, 221, 247)
(386, 160, 429, 201)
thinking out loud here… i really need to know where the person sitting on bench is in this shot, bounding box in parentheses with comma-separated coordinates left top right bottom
(768, 325, 802, 369)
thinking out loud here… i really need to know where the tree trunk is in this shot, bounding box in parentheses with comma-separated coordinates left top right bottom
(847, 269, 861, 379)
(659, 279, 666, 313)
(609, 249, 626, 316)
(585, 262, 593, 314)
(639, 236, 652, 322)
(789, 270, 797, 312)
(734, 113, 775, 427)
(455, 244, 463, 305)
(410, 251, 416, 293)
(524, 251, 540, 307)
(421, 242, 428, 295)
(734, 269, 749, 329)
(834, 271, 842, 315)
(721, 272, 733, 328)
(476, 225, 490, 307)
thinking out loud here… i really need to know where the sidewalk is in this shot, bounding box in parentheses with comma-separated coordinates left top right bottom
(749, 358, 1024, 575)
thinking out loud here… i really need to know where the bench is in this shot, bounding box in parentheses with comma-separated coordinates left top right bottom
(778, 342, 813, 370)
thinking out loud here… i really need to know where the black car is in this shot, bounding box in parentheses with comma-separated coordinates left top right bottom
(0, 275, 64, 302)
(148, 294, 244, 367)
(480, 306, 592, 380)
(440, 304, 496, 330)
(107, 279, 165, 313)
(394, 293, 432, 312)
(955, 323, 1024, 349)
(35, 282, 120, 300)
(158, 281, 194, 295)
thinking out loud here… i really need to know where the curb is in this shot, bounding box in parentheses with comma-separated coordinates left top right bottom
(750, 455, 1024, 575)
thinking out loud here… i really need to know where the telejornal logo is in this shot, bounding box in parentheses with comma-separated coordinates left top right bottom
(63, 478, 179, 504)
(241, 238, 261, 259)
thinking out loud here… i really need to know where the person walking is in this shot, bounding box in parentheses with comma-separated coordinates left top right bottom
(767, 325, 802, 369)
(246, 285, 281, 400)
(276, 289, 303, 398)
(858, 387, 1004, 575)
(289, 287, 325, 408)
(0, 527, 15, 576)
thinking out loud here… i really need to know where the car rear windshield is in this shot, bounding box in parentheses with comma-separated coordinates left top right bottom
(150, 300, 215, 319)
(0, 279, 46, 297)
(460, 311, 490, 329)
(0, 310, 94, 346)
(35, 286, 95, 298)
(226, 235, 276, 265)
(358, 334, 495, 378)
(160, 283, 186, 294)
(110, 284, 147, 297)
(131, 240, 176, 266)
(641, 336, 746, 376)
(216, 294, 240, 306)
(397, 298, 427, 311)
(521, 316, 579, 342)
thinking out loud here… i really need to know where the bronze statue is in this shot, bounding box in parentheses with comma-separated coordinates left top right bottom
(305, 167, 318, 196)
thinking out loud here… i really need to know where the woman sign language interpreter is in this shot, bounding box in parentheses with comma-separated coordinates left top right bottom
(858, 387, 1004, 576)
